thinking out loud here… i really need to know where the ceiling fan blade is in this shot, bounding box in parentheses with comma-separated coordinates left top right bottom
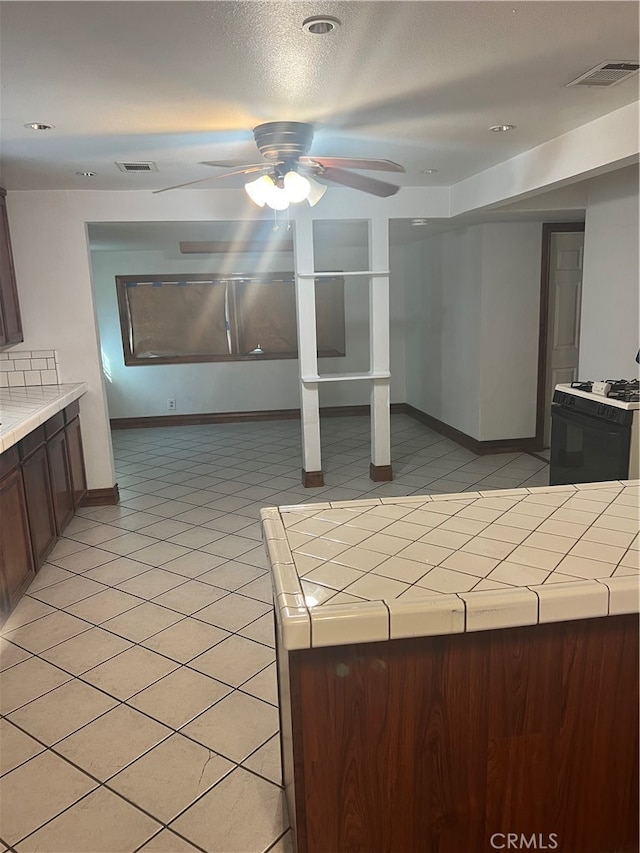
(200, 161, 267, 169)
(300, 156, 404, 173)
(153, 164, 270, 194)
(318, 167, 400, 198)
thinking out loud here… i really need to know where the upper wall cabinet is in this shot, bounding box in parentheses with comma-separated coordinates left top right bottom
(0, 188, 24, 346)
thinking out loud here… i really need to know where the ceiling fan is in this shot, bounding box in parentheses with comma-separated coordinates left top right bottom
(155, 121, 405, 208)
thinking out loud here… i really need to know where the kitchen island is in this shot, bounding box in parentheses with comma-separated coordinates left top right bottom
(262, 481, 639, 853)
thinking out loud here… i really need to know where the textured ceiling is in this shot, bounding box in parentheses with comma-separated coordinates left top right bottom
(1, 1, 638, 191)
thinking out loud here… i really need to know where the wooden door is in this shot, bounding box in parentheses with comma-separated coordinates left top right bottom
(543, 230, 585, 446)
(65, 417, 87, 508)
(22, 445, 57, 568)
(0, 189, 24, 346)
(47, 429, 74, 533)
(0, 467, 35, 610)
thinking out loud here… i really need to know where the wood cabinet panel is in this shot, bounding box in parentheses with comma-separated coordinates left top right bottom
(46, 429, 74, 533)
(22, 445, 57, 568)
(0, 188, 23, 346)
(65, 416, 87, 508)
(0, 445, 19, 478)
(44, 411, 65, 440)
(0, 467, 35, 610)
(287, 615, 639, 853)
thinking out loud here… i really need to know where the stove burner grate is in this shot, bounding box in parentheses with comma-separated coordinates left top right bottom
(571, 378, 639, 402)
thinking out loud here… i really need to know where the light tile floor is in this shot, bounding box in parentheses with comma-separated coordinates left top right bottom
(0, 414, 548, 852)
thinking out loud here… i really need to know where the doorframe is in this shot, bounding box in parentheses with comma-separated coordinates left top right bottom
(535, 221, 586, 448)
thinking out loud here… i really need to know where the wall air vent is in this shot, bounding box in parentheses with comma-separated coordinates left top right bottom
(116, 161, 158, 172)
(566, 61, 639, 88)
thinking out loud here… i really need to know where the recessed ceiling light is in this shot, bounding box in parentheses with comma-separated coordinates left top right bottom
(24, 122, 54, 131)
(76, 171, 96, 177)
(489, 124, 516, 132)
(420, 169, 438, 174)
(302, 15, 341, 34)
(411, 219, 429, 226)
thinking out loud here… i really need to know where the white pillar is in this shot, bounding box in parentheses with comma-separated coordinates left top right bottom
(368, 216, 392, 477)
(293, 212, 322, 483)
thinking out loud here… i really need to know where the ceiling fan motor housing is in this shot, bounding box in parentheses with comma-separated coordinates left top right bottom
(253, 121, 314, 164)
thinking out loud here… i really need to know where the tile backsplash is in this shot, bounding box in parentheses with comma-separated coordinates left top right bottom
(0, 350, 59, 387)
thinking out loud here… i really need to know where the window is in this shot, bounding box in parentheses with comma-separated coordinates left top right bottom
(116, 273, 345, 366)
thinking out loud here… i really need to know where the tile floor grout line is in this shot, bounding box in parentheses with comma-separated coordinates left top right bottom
(1, 591, 276, 682)
(3, 636, 279, 763)
(3, 573, 276, 659)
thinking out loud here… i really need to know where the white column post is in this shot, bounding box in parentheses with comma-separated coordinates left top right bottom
(368, 216, 392, 480)
(293, 212, 323, 485)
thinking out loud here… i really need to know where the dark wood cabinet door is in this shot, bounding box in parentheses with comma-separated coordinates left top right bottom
(22, 445, 57, 568)
(65, 417, 87, 509)
(0, 468, 35, 610)
(0, 189, 24, 346)
(46, 429, 74, 534)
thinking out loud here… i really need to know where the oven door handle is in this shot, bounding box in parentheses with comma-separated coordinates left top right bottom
(551, 404, 629, 433)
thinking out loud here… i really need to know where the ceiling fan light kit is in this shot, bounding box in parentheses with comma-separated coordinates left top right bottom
(306, 175, 328, 206)
(245, 175, 286, 209)
(283, 170, 311, 203)
(244, 169, 327, 210)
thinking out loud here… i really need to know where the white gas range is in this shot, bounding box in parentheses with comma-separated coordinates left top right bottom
(550, 379, 639, 485)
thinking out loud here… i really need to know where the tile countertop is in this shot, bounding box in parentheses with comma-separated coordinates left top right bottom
(261, 481, 640, 650)
(0, 383, 88, 452)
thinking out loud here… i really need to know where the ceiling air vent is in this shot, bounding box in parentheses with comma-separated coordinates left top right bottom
(566, 61, 639, 88)
(116, 161, 158, 172)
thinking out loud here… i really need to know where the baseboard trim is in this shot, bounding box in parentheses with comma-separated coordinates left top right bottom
(110, 403, 407, 430)
(402, 404, 540, 456)
(111, 410, 300, 429)
(81, 484, 120, 506)
(109, 404, 537, 457)
(370, 463, 393, 482)
(528, 451, 550, 465)
(302, 470, 324, 488)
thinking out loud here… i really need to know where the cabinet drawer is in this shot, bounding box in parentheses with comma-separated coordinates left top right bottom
(64, 400, 80, 423)
(18, 425, 46, 461)
(44, 411, 65, 439)
(0, 445, 19, 478)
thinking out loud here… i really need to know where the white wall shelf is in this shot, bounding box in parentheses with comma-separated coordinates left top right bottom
(297, 270, 390, 279)
(302, 372, 391, 383)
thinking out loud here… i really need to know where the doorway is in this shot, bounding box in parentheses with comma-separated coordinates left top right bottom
(536, 222, 586, 449)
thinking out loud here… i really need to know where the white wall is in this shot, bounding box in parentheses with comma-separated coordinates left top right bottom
(6, 193, 117, 491)
(451, 101, 639, 217)
(478, 222, 542, 440)
(91, 237, 407, 418)
(404, 226, 483, 437)
(404, 222, 542, 441)
(579, 165, 639, 379)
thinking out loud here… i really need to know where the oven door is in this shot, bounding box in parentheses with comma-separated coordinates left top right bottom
(549, 404, 632, 485)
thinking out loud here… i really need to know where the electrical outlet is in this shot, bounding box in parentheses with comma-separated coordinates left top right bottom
(167, 398, 176, 411)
